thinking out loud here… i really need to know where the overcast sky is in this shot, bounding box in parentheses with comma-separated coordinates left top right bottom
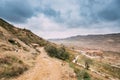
(0, 0, 120, 39)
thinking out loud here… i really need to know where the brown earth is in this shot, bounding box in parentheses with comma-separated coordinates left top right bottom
(12, 47, 76, 80)
(0, 18, 76, 80)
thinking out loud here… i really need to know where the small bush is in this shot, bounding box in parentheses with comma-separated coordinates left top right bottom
(44, 44, 69, 60)
(74, 68, 91, 80)
(83, 72, 91, 80)
(45, 45, 58, 57)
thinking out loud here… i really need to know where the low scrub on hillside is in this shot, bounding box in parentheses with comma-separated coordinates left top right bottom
(0, 55, 28, 79)
(74, 68, 91, 80)
(69, 62, 91, 80)
(98, 63, 120, 79)
(44, 44, 69, 60)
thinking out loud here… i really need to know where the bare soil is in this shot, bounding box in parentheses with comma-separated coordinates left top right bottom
(12, 47, 76, 80)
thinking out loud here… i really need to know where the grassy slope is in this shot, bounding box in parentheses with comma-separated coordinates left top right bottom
(0, 18, 49, 79)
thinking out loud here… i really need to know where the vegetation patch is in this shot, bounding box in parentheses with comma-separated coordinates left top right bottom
(69, 62, 91, 80)
(100, 63, 120, 79)
(0, 55, 28, 79)
(74, 68, 91, 80)
(44, 44, 69, 61)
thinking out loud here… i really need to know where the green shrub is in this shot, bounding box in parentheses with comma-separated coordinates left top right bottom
(83, 72, 91, 80)
(44, 45, 57, 57)
(74, 68, 91, 80)
(44, 44, 69, 60)
(57, 47, 69, 60)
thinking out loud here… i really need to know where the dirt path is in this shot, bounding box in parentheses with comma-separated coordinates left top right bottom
(12, 47, 76, 80)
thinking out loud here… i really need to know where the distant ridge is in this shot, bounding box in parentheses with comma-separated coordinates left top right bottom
(50, 33, 120, 52)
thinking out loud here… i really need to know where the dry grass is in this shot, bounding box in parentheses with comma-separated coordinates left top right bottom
(0, 55, 28, 79)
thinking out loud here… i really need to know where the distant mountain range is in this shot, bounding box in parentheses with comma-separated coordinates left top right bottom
(50, 33, 120, 52)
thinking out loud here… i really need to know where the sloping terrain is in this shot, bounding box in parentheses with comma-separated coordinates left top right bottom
(0, 18, 48, 80)
(12, 47, 76, 80)
(0, 18, 47, 46)
(50, 33, 120, 80)
(0, 18, 76, 80)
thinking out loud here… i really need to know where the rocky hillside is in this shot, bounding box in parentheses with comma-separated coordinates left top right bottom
(0, 18, 76, 80)
(50, 33, 120, 52)
(0, 18, 47, 46)
(0, 18, 48, 79)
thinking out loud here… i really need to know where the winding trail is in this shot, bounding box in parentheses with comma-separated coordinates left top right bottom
(12, 47, 76, 80)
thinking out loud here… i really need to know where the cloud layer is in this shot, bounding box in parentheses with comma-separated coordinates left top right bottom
(0, 0, 120, 38)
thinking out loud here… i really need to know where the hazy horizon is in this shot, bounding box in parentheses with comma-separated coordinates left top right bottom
(0, 0, 120, 39)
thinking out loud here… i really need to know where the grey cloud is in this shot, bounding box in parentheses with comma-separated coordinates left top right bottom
(98, 0, 120, 21)
(0, 0, 61, 23)
(65, 0, 120, 27)
(0, 0, 35, 23)
(41, 8, 60, 18)
(7, 0, 119, 39)
(0, 0, 120, 29)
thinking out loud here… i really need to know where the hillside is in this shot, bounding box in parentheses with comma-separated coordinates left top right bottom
(0, 18, 76, 80)
(0, 18, 47, 46)
(50, 33, 120, 52)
